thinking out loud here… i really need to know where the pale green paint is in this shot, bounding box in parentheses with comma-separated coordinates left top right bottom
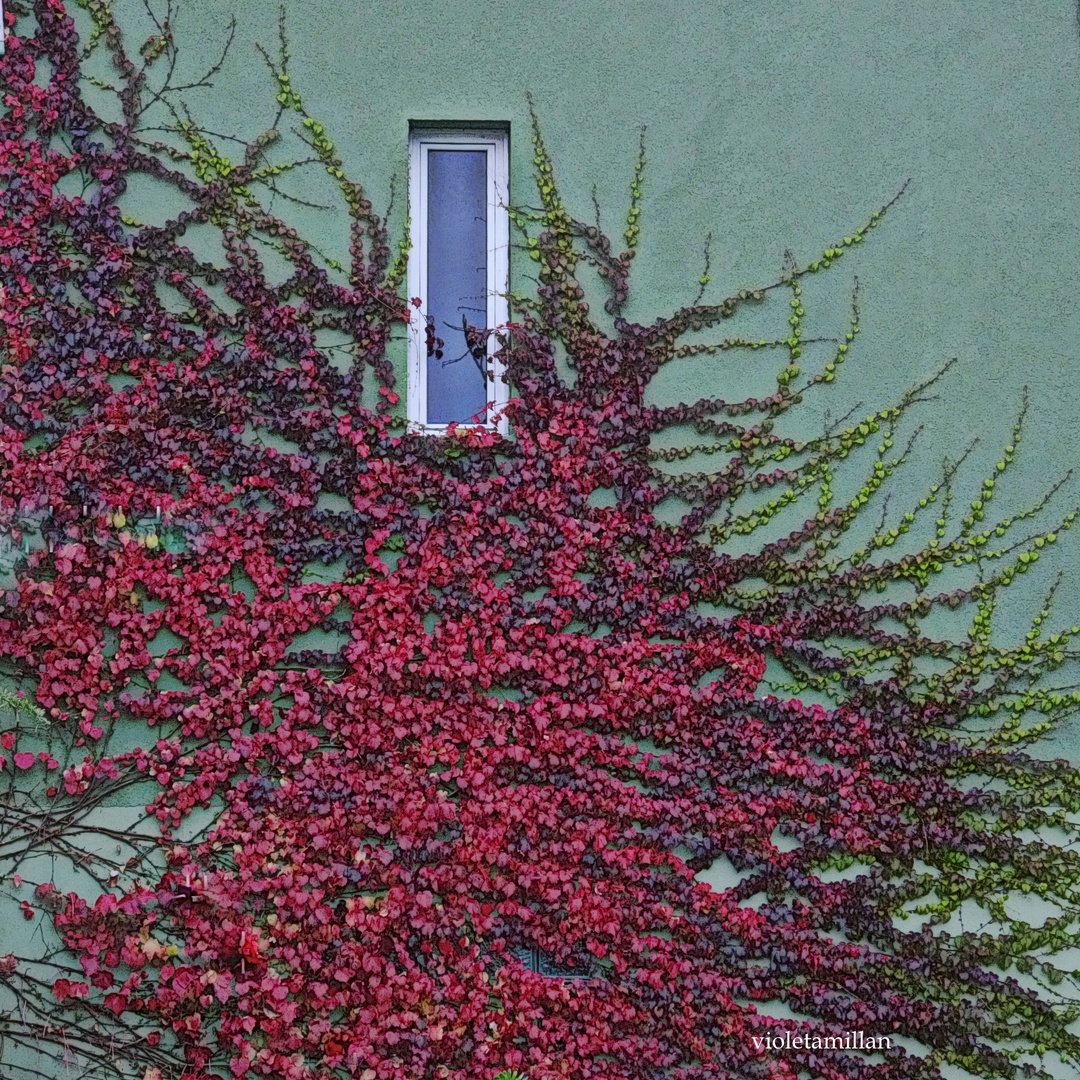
(72, 0, 1080, 760)
(4, 7, 1080, 1068)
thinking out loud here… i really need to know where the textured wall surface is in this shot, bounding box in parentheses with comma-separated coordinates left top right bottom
(2, 7, 1080, 1071)
(91, 0, 1080, 757)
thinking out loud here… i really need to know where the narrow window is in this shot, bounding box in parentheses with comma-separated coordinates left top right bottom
(408, 127, 509, 432)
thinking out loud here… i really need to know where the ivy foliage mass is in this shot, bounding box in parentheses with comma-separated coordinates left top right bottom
(3, 2, 1080, 1079)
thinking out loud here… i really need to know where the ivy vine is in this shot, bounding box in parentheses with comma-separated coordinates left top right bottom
(1, 2, 1080, 1080)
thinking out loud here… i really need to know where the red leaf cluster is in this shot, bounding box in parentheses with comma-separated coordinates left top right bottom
(2, 4, 1078, 1079)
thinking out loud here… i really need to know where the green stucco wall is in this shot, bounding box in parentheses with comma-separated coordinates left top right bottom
(5, 5, 1080, 1071)
(86, 0, 1080, 756)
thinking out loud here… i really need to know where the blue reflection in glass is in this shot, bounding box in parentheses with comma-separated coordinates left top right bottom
(426, 150, 488, 424)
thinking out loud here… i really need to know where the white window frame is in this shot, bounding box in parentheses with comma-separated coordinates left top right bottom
(407, 127, 509, 435)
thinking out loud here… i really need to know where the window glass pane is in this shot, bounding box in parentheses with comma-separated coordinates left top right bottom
(426, 149, 488, 424)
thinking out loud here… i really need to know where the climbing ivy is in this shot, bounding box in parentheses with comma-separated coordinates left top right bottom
(2, 2, 1080, 1080)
